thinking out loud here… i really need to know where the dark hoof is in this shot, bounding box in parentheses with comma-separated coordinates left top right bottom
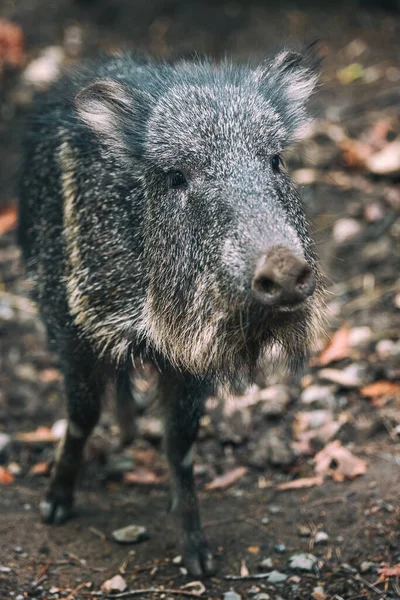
(40, 492, 74, 525)
(183, 534, 216, 577)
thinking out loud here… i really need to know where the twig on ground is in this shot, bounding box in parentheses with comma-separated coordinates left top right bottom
(66, 581, 92, 600)
(89, 587, 205, 598)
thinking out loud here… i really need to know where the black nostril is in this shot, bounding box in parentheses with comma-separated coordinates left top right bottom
(254, 276, 280, 298)
(295, 265, 316, 298)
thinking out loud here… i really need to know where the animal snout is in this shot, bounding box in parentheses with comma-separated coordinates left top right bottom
(251, 246, 316, 308)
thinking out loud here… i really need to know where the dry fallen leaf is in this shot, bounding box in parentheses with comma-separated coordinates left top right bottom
(314, 440, 367, 482)
(123, 467, 167, 486)
(360, 381, 400, 399)
(240, 559, 249, 576)
(0, 20, 24, 68)
(0, 466, 14, 485)
(101, 574, 127, 593)
(29, 461, 51, 476)
(366, 141, 400, 175)
(312, 325, 350, 367)
(0, 201, 17, 235)
(275, 476, 323, 491)
(38, 368, 62, 384)
(205, 466, 248, 491)
(15, 426, 57, 444)
(376, 564, 400, 580)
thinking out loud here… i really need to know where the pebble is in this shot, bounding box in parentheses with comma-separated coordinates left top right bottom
(314, 531, 329, 545)
(318, 365, 365, 388)
(23, 46, 65, 89)
(349, 326, 372, 348)
(376, 339, 400, 359)
(51, 419, 68, 440)
(333, 217, 362, 244)
(300, 385, 336, 407)
(172, 555, 182, 564)
(267, 570, 288, 584)
(0, 566, 11, 573)
(274, 544, 286, 553)
(268, 436, 294, 467)
(312, 587, 327, 600)
(249, 434, 293, 468)
(360, 561, 375, 573)
(112, 524, 149, 544)
(259, 385, 291, 417)
(223, 591, 241, 600)
(269, 505, 281, 514)
(0, 433, 11, 456)
(259, 557, 273, 569)
(101, 574, 127, 593)
(289, 553, 317, 571)
(252, 594, 270, 600)
(298, 525, 311, 537)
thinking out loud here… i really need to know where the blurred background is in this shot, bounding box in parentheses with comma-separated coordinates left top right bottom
(0, 1, 400, 598)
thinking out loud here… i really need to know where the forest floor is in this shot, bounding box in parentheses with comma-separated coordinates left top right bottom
(0, 1, 400, 599)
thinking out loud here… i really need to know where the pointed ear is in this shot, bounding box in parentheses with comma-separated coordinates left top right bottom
(256, 47, 320, 140)
(75, 79, 138, 160)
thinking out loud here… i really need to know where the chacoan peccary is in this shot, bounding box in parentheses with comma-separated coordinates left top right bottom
(18, 48, 324, 576)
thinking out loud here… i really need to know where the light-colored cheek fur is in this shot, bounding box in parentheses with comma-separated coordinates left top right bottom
(136, 271, 233, 375)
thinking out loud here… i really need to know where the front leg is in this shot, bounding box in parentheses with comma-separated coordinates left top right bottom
(159, 370, 215, 577)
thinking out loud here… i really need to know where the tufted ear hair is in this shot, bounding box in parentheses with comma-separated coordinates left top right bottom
(75, 79, 150, 162)
(255, 45, 321, 140)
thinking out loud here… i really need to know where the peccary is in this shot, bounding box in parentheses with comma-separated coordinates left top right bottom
(18, 49, 324, 576)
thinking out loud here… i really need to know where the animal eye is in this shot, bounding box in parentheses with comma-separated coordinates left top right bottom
(270, 154, 283, 173)
(168, 170, 187, 189)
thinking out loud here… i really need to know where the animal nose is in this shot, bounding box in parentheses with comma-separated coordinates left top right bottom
(251, 247, 316, 308)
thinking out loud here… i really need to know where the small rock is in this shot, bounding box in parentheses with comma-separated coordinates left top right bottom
(101, 574, 127, 592)
(268, 505, 281, 515)
(259, 557, 273, 569)
(51, 419, 68, 440)
(14, 546, 23, 554)
(268, 436, 294, 467)
(349, 326, 372, 348)
(300, 385, 336, 407)
(314, 531, 329, 545)
(289, 553, 317, 571)
(253, 594, 270, 600)
(23, 46, 65, 89)
(259, 385, 291, 418)
(333, 218, 362, 244)
(360, 561, 375, 573)
(112, 524, 149, 544)
(0, 433, 11, 456)
(267, 570, 288, 584)
(137, 417, 163, 441)
(376, 339, 400, 359)
(289, 575, 301, 584)
(223, 591, 241, 600)
(274, 544, 286, 553)
(249, 434, 293, 468)
(318, 365, 365, 388)
(298, 525, 311, 537)
(0, 566, 11, 573)
(16, 596, 24, 600)
(261, 517, 270, 525)
(312, 587, 327, 600)
(172, 555, 182, 564)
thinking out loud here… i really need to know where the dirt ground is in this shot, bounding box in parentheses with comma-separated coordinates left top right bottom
(1, 1, 400, 599)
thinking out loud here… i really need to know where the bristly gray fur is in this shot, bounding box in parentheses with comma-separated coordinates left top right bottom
(18, 49, 325, 387)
